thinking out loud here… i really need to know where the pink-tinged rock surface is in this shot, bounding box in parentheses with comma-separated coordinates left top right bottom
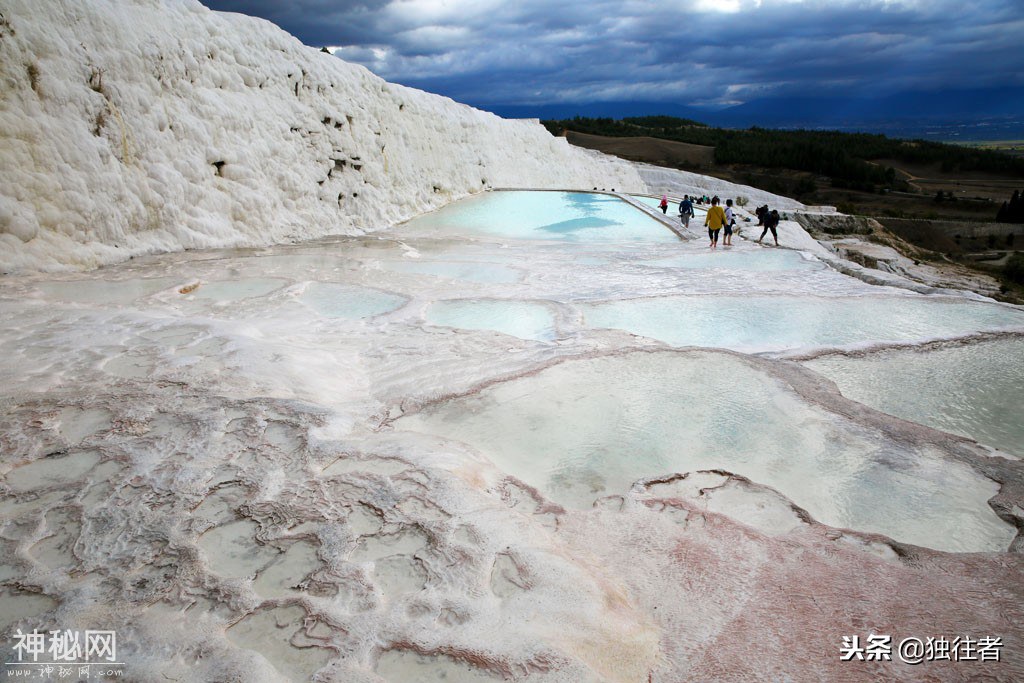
(560, 489, 1023, 681)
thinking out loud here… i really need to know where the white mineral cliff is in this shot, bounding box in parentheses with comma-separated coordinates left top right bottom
(0, 0, 645, 273)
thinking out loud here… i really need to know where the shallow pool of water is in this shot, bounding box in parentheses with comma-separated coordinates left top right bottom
(641, 249, 819, 272)
(382, 259, 522, 284)
(425, 299, 558, 341)
(581, 295, 1024, 352)
(300, 282, 407, 319)
(184, 278, 287, 302)
(402, 191, 677, 243)
(400, 351, 1013, 552)
(804, 337, 1024, 457)
(34, 277, 176, 304)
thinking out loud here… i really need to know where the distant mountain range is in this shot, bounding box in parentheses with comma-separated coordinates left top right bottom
(476, 88, 1024, 141)
(478, 101, 710, 123)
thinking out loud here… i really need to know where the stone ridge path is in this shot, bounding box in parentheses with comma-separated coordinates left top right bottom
(616, 193, 693, 240)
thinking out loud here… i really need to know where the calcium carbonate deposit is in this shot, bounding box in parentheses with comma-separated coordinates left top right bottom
(1, 1, 1023, 682)
(0, 0, 645, 273)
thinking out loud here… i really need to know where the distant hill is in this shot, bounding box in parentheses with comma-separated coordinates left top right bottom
(476, 88, 1024, 140)
(564, 131, 715, 169)
(542, 115, 1024, 192)
(711, 88, 1024, 135)
(472, 100, 712, 122)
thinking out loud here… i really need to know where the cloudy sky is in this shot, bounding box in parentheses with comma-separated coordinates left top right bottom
(204, 0, 1024, 111)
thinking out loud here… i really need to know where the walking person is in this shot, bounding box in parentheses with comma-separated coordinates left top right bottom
(659, 195, 669, 214)
(704, 196, 727, 249)
(755, 205, 768, 226)
(758, 209, 780, 246)
(678, 195, 694, 228)
(723, 198, 735, 246)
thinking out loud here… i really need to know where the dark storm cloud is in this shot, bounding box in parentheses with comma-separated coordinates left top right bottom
(202, 0, 1024, 108)
(206, 0, 395, 46)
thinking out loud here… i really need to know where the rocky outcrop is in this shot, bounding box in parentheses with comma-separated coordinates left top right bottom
(791, 213, 1005, 298)
(792, 212, 880, 236)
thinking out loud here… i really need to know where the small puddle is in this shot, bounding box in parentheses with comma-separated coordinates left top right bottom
(34, 278, 175, 304)
(4, 451, 102, 494)
(0, 589, 58, 633)
(197, 519, 278, 579)
(253, 541, 320, 598)
(182, 278, 286, 302)
(300, 282, 407, 319)
(426, 299, 557, 341)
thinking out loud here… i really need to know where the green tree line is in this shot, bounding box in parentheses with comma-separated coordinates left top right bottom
(997, 190, 1024, 224)
(542, 116, 1024, 191)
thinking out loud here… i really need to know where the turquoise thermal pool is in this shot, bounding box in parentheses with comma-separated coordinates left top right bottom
(580, 295, 1024, 352)
(401, 190, 678, 242)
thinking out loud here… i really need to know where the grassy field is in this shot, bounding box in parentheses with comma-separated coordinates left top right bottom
(564, 130, 1022, 219)
(565, 131, 715, 169)
(951, 140, 1024, 158)
(709, 160, 1015, 222)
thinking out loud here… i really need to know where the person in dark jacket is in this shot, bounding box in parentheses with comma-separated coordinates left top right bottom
(758, 209, 780, 246)
(678, 195, 694, 228)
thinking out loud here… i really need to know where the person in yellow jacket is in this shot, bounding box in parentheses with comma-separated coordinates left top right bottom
(704, 196, 727, 249)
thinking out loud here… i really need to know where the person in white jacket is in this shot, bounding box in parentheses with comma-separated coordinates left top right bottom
(723, 198, 736, 246)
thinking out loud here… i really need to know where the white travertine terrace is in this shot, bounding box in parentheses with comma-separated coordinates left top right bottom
(1, 1, 1023, 682)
